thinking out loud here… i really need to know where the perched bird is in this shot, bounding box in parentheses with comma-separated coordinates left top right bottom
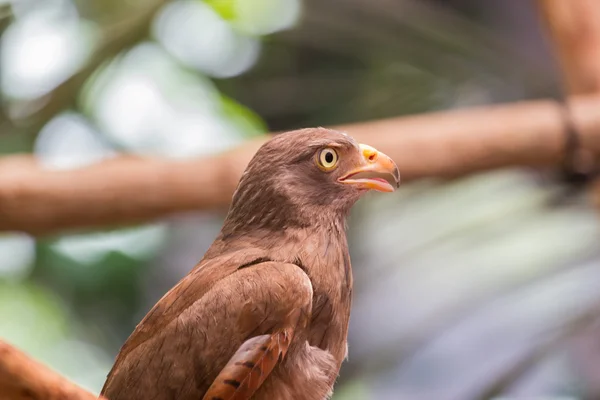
(101, 128, 400, 400)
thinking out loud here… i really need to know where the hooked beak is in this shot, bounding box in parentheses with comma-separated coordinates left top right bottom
(338, 144, 400, 192)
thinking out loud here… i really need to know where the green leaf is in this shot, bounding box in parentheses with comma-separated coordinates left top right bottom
(0, 283, 68, 355)
(332, 380, 372, 400)
(204, 0, 236, 21)
(220, 95, 267, 137)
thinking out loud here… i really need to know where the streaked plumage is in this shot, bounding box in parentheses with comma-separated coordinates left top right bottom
(101, 128, 399, 400)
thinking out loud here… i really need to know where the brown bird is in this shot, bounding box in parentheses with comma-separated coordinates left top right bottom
(100, 127, 399, 400)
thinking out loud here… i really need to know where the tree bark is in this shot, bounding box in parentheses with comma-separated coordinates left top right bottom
(537, 0, 600, 209)
(0, 340, 102, 400)
(537, 1, 600, 397)
(2, 95, 600, 235)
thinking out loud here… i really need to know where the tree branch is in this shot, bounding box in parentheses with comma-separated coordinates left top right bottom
(3, 94, 600, 235)
(0, 340, 103, 400)
(536, 0, 600, 222)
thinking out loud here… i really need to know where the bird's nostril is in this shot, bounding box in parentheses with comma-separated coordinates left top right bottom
(368, 152, 377, 162)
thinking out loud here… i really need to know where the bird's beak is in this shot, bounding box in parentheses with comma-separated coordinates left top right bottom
(338, 144, 400, 192)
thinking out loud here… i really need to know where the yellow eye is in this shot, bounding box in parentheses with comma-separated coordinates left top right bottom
(316, 147, 339, 171)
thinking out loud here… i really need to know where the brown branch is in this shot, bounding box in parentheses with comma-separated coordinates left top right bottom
(537, 0, 600, 209)
(0, 340, 103, 400)
(3, 94, 600, 235)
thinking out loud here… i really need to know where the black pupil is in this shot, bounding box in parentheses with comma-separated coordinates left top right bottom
(324, 151, 334, 164)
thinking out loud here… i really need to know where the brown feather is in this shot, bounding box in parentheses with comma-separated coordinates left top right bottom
(100, 128, 396, 400)
(203, 308, 304, 400)
(202, 329, 293, 400)
(101, 248, 267, 394)
(101, 262, 316, 400)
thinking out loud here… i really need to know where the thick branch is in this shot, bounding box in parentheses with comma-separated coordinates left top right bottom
(537, 0, 600, 211)
(0, 340, 102, 400)
(3, 95, 600, 235)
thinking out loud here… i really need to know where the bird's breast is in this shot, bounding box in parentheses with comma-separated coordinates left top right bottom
(308, 290, 351, 361)
(271, 224, 353, 365)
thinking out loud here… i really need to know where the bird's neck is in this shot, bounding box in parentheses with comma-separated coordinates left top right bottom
(296, 219, 353, 300)
(220, 176, 357, 241)
(218, 214, 352, 297)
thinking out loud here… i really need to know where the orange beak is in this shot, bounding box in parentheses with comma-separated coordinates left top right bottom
(338, 144, 400, 192)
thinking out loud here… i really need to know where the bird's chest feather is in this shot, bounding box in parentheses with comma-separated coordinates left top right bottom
(256, 291, 351, 400)
(308, 286, 351, 360)
(249, 226, 354, 399)
(256, 291, 351, 399)
(292, 227, 353, 360)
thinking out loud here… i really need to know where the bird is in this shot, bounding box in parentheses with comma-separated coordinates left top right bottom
(100, 127, 400, 400)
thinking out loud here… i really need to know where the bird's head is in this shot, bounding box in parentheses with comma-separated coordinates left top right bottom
(223, 128, 399, 235)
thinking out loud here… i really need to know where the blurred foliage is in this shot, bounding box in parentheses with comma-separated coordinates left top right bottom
(2, 0, 600, 399)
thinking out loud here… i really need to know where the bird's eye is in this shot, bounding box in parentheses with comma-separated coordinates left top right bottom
(316, 147, 339, 171)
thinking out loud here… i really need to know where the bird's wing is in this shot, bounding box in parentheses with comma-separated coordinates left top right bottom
(102, 249, 266, 384)
(202, 311, 301, 400)
(102, 259, 313, 400)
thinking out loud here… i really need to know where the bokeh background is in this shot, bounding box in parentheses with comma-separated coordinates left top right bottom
(2, 0, 599, 399)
